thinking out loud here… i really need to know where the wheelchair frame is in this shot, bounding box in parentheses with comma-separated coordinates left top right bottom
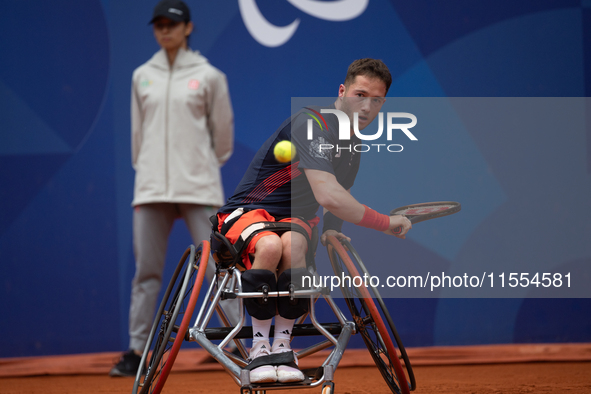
(132, 230, 414, 394)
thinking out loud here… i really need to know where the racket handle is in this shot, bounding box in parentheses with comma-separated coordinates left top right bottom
(392, 226, 402, 235)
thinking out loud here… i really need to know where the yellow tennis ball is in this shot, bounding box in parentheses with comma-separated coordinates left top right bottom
(273, 140, 296, 163)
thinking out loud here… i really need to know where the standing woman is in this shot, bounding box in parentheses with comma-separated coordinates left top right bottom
(110, 0, 238, 377)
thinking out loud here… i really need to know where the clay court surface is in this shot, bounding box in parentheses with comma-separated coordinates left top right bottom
(0, 363, 590, 394)
(1, 344, 590, 393)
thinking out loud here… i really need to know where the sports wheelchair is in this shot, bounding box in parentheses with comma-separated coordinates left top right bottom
(132, 221, 416, 394)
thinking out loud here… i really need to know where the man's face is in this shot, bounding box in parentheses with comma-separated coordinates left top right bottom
(337, 75, 387, 131)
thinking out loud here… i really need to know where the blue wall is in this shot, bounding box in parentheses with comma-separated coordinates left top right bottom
(1, 0, 590, 357)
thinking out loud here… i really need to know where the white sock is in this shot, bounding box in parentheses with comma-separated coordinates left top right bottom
(251, 316, 273, 347)
(274, 315, 295, 342)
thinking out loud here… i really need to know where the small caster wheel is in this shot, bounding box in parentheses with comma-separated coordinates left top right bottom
(322, 382, 335, 394)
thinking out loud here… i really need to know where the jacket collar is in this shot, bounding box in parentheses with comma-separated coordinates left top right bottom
(148, 47, 208, 71)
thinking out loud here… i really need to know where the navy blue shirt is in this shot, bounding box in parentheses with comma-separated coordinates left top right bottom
(220, 105, 361, 221)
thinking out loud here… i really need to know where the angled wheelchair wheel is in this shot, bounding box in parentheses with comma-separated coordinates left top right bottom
(340, 239, 416, 391)
(326, 236, 410, 394)
(133, 242, 209, 394)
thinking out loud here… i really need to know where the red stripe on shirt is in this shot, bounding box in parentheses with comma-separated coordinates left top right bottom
(242, 162, 302, 203)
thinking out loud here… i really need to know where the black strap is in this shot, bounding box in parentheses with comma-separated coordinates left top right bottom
(244, 351, 295, 371)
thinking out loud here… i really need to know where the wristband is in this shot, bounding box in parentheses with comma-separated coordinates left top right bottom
(357, 205, 390, 232)
(322, 211, 344, 234)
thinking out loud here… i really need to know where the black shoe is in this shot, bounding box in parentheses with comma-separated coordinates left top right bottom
(109, 350, 142, 377)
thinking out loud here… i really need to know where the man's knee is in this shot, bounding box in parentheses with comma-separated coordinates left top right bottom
(281, 231, 308, 267)
(253, 234, 283, 270)
(241, 269, 277, 320)
(277, 268, 310, 319)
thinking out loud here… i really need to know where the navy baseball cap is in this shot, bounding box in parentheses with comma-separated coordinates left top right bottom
(149, 0, 191, 24)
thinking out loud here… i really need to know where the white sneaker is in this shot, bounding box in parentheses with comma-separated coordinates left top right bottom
(249, 340, 277, 383)
(272, 339, 305, 383)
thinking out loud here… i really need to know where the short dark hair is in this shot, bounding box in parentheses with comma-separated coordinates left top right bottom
(344, 58, 392, 95)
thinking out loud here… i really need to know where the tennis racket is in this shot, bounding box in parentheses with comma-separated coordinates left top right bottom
(390, 201, 461, 234)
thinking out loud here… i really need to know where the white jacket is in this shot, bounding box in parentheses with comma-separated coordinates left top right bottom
(131, 48, 234, 207)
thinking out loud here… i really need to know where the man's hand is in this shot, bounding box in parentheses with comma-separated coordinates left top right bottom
(321, 229, 351, 246)
(385, 215, 412, 239)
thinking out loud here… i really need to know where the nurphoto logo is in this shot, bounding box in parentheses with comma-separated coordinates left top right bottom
(306, 108, 418, 153)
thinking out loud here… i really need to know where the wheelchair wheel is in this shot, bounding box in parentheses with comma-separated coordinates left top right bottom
(326, 236, 410, 394)
(340, 239, 416, 392)
(133, 242, 209, 394)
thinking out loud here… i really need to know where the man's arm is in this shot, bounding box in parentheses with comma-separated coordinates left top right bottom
(131, 75, 142, 170)
(305, 168, 365, 223)
(320, 191, 351, 245)
(207, 72, 234, 166)
(304, 168, 412, 238)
